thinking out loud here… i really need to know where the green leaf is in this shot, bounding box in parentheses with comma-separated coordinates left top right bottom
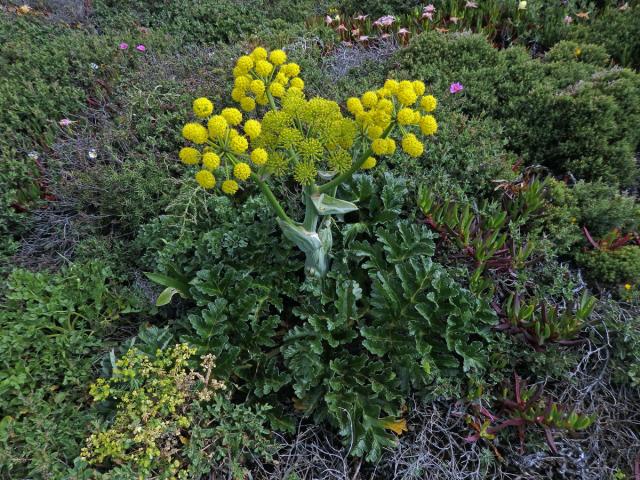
(155, 287, 178, 306)
(309, 193, 359, 216)
(144, 272, 191, 300)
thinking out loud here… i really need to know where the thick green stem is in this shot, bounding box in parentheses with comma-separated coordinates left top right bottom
(318, 124, 395, 194)
(266, 91, 278, 111)
(302, 185, 319, 231)
(251, 172, 294, 225)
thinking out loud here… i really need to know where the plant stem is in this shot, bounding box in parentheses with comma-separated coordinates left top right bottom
(251, 172, 294, 225)
(302, 185, 319, 231)
(318, 124, 395, 194)
(266, 91, 278, 111)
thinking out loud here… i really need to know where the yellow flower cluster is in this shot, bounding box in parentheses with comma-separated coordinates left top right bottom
(231, 47, 302, 111)
(177, 47, 439, 194)
(347, 79, 439, 159)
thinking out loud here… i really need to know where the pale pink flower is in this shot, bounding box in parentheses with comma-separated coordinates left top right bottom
(398, 27, 410, 36)
(337, 24, 348, 32)
(358, 35, 370, 42)
(422, 6, 436, 20)
(325, 15, 333, 25)
(563, 15, 573, 24)
(59, 118, 72, 126)
(135, 44, 146, 52)
(119, 42, 128, 50)
(374, 15, 396, 27)
(354, 14, 368, 21)
(450, 16, 459, 24)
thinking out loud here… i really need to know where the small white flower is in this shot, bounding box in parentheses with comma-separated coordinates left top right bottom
(88, 148, 98, 160)
(518, 1, 527, 10)
(90, 63, 99, 70)
(28, 151, 39, 160)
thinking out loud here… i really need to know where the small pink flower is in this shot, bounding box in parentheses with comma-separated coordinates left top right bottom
(136, 44, 146, 52)
(325, 15, 333, 25)
(398, 27, 410, 36)
(466, 1, 478, 8)
(358, 35, 370, 42)
(450, 82, 464, 94)
(119, 42, 128, 50)
(563, 15, 573, 24)
(422, 4, 436, 20)
(337, 24, 348, 32)
(450, 16, 459, 24)
(375, 15, 395, 27)
(59, 118, 72, 126)
(354, 14, 368, 22)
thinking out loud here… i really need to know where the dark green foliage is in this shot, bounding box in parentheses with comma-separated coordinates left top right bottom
(147, 175, 498, 460)
(0, 261, 144, 479)
(287, 220, 497, 459)
(94, 0, 322, 44)
(545, 40, 610, 67)
(538, 179, 640, 256)
(394, 32, 503, 116)
(387, 112, 516, 200)
(575, 246, 640, 285)
(338, 0, 422, 16)
(394, 32, 640, 186)
(568, 7, 640, 69)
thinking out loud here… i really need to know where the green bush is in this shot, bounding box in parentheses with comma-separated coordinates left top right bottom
(538, 179, 640, 256)
(394, 32, 504, 116)
(386, 111, 516, 200)
(545, 40, 611, 67)
(0, 261, 144, 479)
(338, 0, 422, 16)
(568, 7, 640, 69)
(575, 246, 640, 286)
(394, 32, 640, 186)
(94, 0, 320, 44)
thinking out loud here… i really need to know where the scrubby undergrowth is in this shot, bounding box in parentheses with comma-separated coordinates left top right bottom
(1, 1, 640, 479)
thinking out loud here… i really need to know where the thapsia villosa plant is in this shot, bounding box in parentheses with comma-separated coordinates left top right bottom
(177, 46, 438, 276)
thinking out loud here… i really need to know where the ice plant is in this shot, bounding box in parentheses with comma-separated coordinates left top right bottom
(118, 42, 128, 50)
(176, 47, 438, 276)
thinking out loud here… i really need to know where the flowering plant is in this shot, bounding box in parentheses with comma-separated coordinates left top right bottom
(178, 46, 438, 276)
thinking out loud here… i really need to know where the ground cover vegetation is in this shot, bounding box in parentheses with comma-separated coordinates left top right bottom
(1, 0, 639, 478)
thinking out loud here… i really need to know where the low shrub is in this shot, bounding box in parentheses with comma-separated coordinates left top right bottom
(537, 179, 640, 256)
(544, 40, 611, 67)
(394, 32, 640, 186)
(575, 246, 640, 286)
(0, 261, 144, 478)
(568, 6, 640, 69)
(78, 343, 275, 479)
(93, 0, 321, 44)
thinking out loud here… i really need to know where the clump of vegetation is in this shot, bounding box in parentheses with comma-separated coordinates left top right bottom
(1, 1, 639, 478)
(173, 46, 439, 275)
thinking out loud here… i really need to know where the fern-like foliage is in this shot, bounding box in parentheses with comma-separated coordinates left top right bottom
(285, 221, 497, 459)
(151, 176, 497, 460)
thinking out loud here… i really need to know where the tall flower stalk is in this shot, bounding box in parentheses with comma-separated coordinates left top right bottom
(177, 47, 439, 276)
